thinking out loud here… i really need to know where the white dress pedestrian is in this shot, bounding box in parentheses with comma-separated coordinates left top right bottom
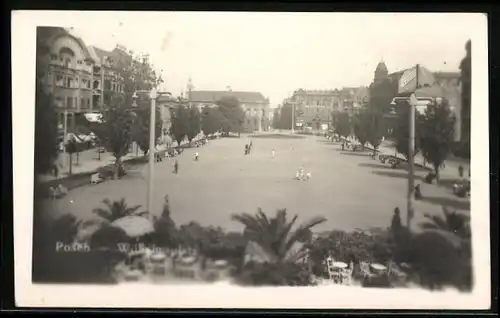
(272, 149, 275, 158)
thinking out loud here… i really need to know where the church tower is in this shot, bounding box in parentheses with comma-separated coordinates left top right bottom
(374, 61, 389, 84)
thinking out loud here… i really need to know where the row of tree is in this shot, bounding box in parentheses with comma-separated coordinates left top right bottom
(332, 100, 456, 181)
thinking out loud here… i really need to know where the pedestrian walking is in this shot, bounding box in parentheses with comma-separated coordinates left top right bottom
(244, 144, 249, 155)
(194, 152, 199, 161)
(341, 142, 345, 151)
(173, 160, 179, 174)
(458, 164, 464, 178)
(271, 148, 275, 159)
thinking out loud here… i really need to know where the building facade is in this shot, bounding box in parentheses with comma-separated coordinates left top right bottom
(37, 27, 129, 134)
(188, 90, 270, 132)
(289, 88, 368, 130)
(376, 61, 463, 142)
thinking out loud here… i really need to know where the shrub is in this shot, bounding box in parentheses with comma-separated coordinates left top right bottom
(236, 261, 314, 286)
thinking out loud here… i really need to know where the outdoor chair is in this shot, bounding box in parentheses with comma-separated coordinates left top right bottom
(341, 262, 354, 285)
(325, 256, 342, 283)
(359, 262, 376, 280)
(90, 173, 103, 185)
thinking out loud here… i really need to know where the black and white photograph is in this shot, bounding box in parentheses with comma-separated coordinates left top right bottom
(12, 11, 490, 309)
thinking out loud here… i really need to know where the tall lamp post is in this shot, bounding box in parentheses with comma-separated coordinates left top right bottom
(132, 89, 169, 215)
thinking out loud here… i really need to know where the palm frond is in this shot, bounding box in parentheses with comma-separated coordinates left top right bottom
(284, 216, 327, 255)
(92, 208, 112, 221)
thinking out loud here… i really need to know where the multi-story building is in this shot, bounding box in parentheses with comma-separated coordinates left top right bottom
(87, 45, 129, 109)
(289, 88, 368, 130)
(36, 27, 96, 131)
(188, 89, 270, 132)
(36, 27, 129, 135)
(376, 61, 463, 142)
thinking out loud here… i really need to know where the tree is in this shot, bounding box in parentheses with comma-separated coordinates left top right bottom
(186, 106, 201, 143)
(277, 104, 293, 130)
(131, 103, 162, 156)
(169, 104, 190, 146)
(420, 206, 471, 240)
(459, 40, 471, 147)
(152, 195, 178, 247)
(394, 103, 424, 161)
(420, 100, 456, 182)
(34, 82, 59, 175)
(217, 96, 245, 135)
(272, 109, 281, 129)
(93, 106, 135, 179)
(92, 198, 147, 223)
(333, 112, 351, 138)
(231, 208, 327, 264)
(201, 106, 225, 136)
(112, 51, 163, 107)
(369, 78, 398, 114)
(352, 113, 369, 148)
(365, 111, 385, 156)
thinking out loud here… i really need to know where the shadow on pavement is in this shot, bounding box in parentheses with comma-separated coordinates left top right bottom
(338, 151, 371, 157)
(358, 162, 395, 170)
(419, 196, 470, 211)
(371, 170, 425, 182)
(359, 162, 430, 172)
(436, 178, 461, 190)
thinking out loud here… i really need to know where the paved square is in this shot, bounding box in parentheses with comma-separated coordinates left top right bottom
(43, 134, 470, 233)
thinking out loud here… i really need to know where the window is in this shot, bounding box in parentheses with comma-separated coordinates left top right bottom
(81, 98, 85, 108)
(67, 97, 73, 108)
(50, 54, 58, 60)
(77, 60, 83, 65)
(64, 58, 71, 68)
(87, 80, 91, 89)
(87, 99, 91, 108)
(55, 75, 64, 87)
(66, 77, 74, 88)
(74, 97, 78, 107)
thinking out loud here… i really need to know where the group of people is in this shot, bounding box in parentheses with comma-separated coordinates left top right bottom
(244, 141, 253, 155)
(295, 168, 311, 181)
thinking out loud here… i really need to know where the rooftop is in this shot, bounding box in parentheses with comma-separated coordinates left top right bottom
(190, 91, 268, 103)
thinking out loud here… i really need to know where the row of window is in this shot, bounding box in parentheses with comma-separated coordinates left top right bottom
(50, 73, 122, 93)
(54, 96, 92, 109)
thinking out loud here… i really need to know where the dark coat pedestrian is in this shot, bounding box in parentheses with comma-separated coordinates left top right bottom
(458, 165, 464, 178)
(173, 160, 179, 174)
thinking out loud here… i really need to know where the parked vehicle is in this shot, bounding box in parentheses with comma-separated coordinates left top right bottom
(453, 179, 471, 198)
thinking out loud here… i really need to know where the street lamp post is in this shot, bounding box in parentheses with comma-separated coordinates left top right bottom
(148, 89, 157, 215)
(291, 100, 295, 134)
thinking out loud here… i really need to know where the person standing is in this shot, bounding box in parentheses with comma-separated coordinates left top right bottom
(458, 164, 464, 178)
(194, 152, 199, 161)
(271, 148, 275, 159)
(391, 207, 402, 235)
(173, 160, 179, 174)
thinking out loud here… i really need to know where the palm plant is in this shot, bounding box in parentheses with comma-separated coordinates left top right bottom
(92, 198, 147, 223)
(231, 208, 327, 264)
(420, 206, 471, 240)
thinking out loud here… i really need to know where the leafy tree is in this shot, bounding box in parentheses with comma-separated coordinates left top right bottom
(201, 106, 225, 136)
(394, 103, 424, 161)
(131, 103, 162, 155)
(420, 100, 456, 182)
(231, 208, 326, 264)
(93, 106, 135, 179)
(369, 78, 398, 114)
(152, 195, 178, 247)
(112, 51, 163, 107)
(333, 112, 351, 138)
(420, 206, 471, 240)
(169, 104, 190, 146)
(272, 108, 281, 129)
(365, 111, 385, 155)
(217, 96, 245, 135)
(186, 106, 201, 143)
(92, 198, 147, 223)
(277, 104, 293, 130)
(34, 82, 59, 175)
(352, 113, 369, 148)
(459, 40, 471, 147)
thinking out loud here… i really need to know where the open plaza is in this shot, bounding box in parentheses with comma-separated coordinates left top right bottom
(42, 132, 470, 234)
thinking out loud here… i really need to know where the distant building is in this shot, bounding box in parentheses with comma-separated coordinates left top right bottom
(289, 88, 368, 130)
(188, 90, 270, 132)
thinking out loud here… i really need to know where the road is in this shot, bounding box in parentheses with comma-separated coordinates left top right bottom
(41, 134, 470, 233)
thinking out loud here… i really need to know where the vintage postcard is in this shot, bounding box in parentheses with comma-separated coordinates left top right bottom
(12, 11, 490, 309)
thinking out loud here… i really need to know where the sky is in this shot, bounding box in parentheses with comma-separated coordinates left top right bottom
(67, 12, 475, 108)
